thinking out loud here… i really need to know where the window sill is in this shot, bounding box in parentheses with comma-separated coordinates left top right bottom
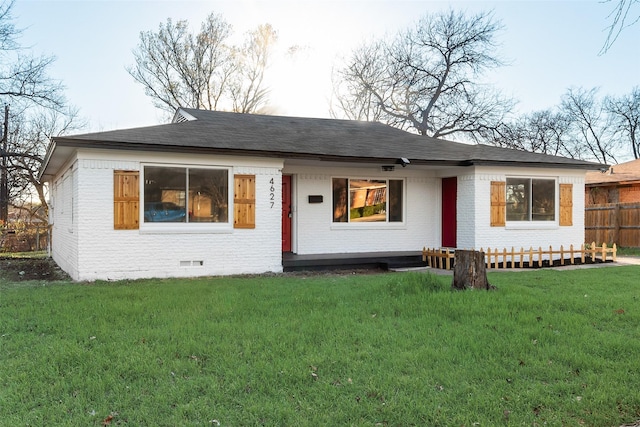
(139, 224, 234, 234)
(330, 223, 407, 231)
(505, 222, 559, 230)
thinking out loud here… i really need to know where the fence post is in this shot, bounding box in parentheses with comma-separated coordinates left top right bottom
(519, 247, 524, 268)
(502, 248, 507, 269)
(569, 244, 574, 265)
(602, 242, 608, 262)
(537, 247, 542, 267)
(613, 204, 621, 245)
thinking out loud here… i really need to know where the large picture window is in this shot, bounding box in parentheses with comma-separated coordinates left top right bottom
(506, 178, 555, 222)
(143, 166, 229, 223)
(332, 178, 403, 223)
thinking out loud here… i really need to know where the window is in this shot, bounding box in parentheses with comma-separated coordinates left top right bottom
(506, 178, 555, 222)
(332, 178, 403, 223)
(143, 166, 229, 224)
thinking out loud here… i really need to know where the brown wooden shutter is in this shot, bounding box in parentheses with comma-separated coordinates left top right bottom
(114, 170, 139, 230)
(490, 181, 506, 227)
(559, 183, 573, 226)
(234, 174, 255, 229)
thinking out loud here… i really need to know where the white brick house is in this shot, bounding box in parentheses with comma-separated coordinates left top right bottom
(39, 108, 601, 281)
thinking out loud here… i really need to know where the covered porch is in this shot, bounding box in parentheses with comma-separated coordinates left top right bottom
(282, 251, 426, 272)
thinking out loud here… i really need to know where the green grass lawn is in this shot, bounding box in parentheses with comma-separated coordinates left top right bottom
(1, 267, 639, 426)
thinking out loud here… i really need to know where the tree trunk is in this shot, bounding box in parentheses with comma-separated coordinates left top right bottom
(452, 250, 490, 290)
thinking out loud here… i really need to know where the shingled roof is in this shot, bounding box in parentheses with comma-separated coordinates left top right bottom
(585, 158, 640, 186)
(40, 108, 603, 178)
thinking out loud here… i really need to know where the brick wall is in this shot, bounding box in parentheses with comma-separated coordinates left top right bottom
(460, 166, 586, 252)
(48, 149, 589, 280)
(51, 150, 283, 281)
(50, 160, 80, 279)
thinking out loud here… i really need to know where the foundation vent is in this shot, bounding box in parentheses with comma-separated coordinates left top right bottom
(179, 260, 204, 267)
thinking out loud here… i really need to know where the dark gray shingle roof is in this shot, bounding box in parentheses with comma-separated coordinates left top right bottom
(41, 108, 603, 177)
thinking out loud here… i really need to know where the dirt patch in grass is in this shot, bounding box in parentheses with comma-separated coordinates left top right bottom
(0, 257, 70, 282)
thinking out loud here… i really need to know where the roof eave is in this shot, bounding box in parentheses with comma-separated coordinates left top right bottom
(47, 139, 470, 166)
(466, 159, 603, 170)
(37, 139, 57, 180)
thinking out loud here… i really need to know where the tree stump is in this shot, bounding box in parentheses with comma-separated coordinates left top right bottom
(452, 250, 490, 290)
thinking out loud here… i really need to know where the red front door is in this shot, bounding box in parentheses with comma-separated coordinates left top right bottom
(441, 177, 457, 248)
(282, 175, 292, 252)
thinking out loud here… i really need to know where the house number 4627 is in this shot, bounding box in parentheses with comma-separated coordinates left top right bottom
(269, 178, 275, 208)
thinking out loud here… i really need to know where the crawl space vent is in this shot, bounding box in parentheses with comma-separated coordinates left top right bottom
(180, 260, 204, 267)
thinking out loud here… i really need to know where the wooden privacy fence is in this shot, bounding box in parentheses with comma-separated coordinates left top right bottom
(422, 243, 617, 271)
(0, 225, 50, 252)
(585, 202, 640, 248)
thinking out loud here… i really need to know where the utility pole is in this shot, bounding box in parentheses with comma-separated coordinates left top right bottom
(0, 105, 8, 224)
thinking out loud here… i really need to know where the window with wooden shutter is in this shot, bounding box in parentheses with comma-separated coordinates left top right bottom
(234, 174, 255, 229)
(559, 183, 573, 226)
(114, 170, 140, 230)
(490, 181, 506, 227)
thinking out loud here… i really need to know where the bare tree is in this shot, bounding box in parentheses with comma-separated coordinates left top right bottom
(0, 0, 72, 225)
(333, 9, 514, 140)
(0, 0, 65, 110)
(600, 0, 639, 54)
(229, 24, 277, 113)
(561, 87, 619, 164)
(128, 14, 234, 115)
(6, 105, 84, 222)
(606, 87, 640, 159)
(330, 64, 383, 122)
(483, 110, 576, 158)
(128, 13, 276, 116)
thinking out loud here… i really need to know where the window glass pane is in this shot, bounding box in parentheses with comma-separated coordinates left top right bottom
(332, 178, 348, 222)
(506, 177, 556, 222)
(532, 179, 555, 221)
(506, 178, 529, 221)
(388, 180, 403, 222)
(350, 179, 386, 222)
(143, 166, 186, 222)
(189, 169, 228, 223)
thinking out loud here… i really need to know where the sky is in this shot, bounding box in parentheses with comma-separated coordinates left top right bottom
(10, 0, 640, 135)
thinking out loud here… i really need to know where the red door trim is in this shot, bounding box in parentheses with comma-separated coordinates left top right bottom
(282, 175, 292, 252)
(441, 177, 457, 248)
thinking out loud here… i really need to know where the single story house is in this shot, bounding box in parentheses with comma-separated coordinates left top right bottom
(39, 108, 602, 281)
(585, 158, 640, 205)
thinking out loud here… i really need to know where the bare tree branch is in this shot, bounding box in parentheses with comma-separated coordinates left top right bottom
(128, 13, 275, 116)
(6, 106, 85, 222)
(333, 9, 514, 141)
(0, 0, 75, 223)
(229, 24, 277, 114)
(561, 87, 620, 164)
(600, 0, 640, 54)
(605, 86, 640, 159)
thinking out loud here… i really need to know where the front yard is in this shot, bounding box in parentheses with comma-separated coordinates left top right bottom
(1, 265, 639, 426)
